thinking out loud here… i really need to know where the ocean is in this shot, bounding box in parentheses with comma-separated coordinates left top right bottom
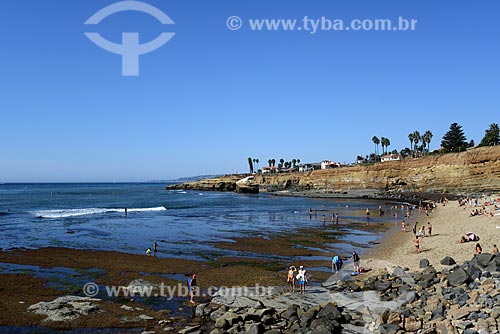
(0, 183, 401, 261)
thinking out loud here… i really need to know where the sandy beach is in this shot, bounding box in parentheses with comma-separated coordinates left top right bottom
(364, 198, 500, 273)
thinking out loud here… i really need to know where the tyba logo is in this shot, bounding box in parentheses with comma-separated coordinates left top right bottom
(84, 1, 175, 76)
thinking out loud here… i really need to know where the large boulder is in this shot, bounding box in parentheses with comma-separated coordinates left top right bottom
(447, 267, 471, 287)
(419, 259, 430, 269)
(475, 253, 496, 268)
(440, 256, 456, 266)
(316, 303, 341, 320)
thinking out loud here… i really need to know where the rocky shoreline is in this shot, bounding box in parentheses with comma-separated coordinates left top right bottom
(169, 253, 500, 334)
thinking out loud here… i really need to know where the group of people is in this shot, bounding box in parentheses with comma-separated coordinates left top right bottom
(287, 265, 308, 294)
(332, 251, 360, 274)
(406, 221, 432, 253)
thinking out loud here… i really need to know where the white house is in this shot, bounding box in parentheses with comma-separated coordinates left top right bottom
(321, 160, 340, 170)
(299, 163, 321, 172)
(381, 154, 402, 163)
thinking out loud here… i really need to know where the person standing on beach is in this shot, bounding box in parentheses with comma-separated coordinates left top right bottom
(287, 266, 296, 292)
(350, 251, 360, 273)
(427, 222, 432, 236)
(188, 273, 197, 304)
(414, 236, 421, 253)
(492, 244, 499, 253)
(153, 242, 158, 257)
(322, 215, 326, 226)
(296, 266, 307, 295)
(401, 221, 406, 232)
(412, 222, 418, 235)
(335, 213, 339, 224)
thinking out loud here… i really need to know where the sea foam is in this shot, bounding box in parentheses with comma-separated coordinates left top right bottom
(32, 207, 166, 218)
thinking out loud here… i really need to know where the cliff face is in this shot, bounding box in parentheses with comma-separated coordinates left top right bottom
(168, 146, 500, 195)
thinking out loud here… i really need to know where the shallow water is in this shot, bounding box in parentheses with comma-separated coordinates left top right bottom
(0, 183, 404, 260)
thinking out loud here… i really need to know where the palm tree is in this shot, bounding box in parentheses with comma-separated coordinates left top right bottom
(279, 158, 285, 168)
(424, 130, 433, 154)
(380, 137, 390, 155)
(380, 137, 387, 155)
(385, 138, 391, 154)
(247, 157, 254, 174)
(292, 159, 297, 168)
(268, 159, 272, 168)
(408, 133, 415, 157)
(372, 136, 380, 156)
(256, 159, 259, 170)
(271, 159, 276, 167)
(413, 131, 421, 157)
(297, 159, 301, 165)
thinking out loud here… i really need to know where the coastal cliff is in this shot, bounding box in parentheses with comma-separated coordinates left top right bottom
(167, 146, 500, 197)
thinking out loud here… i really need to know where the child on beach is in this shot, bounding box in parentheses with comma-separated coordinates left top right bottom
(418, 226, 425, 237)
(401, 221, 406, 232)
(287, 266, 296, 292)
(427, 222, 432, 236)
(146, 248, 151, 256)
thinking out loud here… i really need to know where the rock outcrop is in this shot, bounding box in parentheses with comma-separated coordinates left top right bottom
(27, 296, 101, 323)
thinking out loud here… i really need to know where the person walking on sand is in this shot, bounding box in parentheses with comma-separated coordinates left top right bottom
(414, 236, 421, 254)
(350, 251, 360, 273)
(187, 273, 197, 304)
(412, 222, 418, 235)
(401, 221, 407, 232)
(287, 266, 296, 292)
(296, 266, 307, 295)
(427, 222, 432, 236)
(153, 242, 158, 257)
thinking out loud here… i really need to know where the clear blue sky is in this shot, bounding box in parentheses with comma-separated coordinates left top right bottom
(1, 0, 499, 182)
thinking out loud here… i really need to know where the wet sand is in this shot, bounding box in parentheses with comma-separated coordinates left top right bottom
(364, 199, 500, 273)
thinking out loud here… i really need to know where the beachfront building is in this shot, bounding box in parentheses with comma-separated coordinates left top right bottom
(261, 166, 279, 174)
(321, 160, 341, 170)
(298, 163, 321, 172)
(380, 154, 403, 163)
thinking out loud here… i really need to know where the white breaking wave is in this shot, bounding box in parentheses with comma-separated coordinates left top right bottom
(32, 207, 166, 218)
